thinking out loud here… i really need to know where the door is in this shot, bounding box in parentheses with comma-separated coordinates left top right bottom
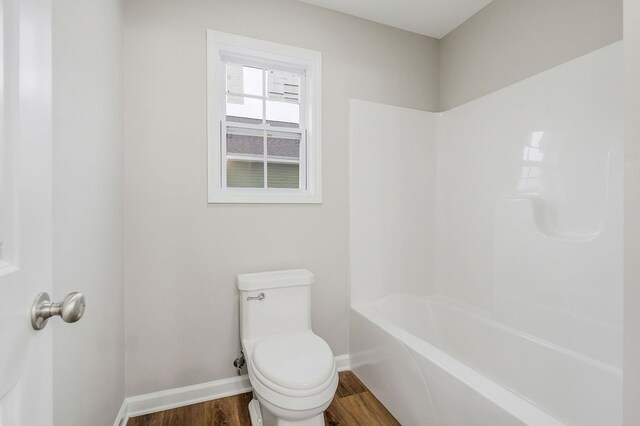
(0, 0, 53, 424)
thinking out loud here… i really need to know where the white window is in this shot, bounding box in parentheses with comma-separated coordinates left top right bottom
(207, 31, 322, 203)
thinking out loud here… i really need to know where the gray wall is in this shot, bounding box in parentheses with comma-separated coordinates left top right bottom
(624, 0, 640, 423)
(123, 0, 439, 396)
(52, 0, 124, 424)
(439, 0, 623, 110)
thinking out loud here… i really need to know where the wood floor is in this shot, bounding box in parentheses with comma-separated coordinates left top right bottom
(127, 371, 400, 426)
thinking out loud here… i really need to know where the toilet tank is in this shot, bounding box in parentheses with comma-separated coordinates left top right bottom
(237, 269, 314, 342)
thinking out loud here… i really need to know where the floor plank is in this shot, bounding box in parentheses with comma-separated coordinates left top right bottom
(204, 392, 252, 426)
(338, 392, 400, 426)
(127, 371, 397, 426)
(324, 395, 359, 425)
(334, 371, 368, 398)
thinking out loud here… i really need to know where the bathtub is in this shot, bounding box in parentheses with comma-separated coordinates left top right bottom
(350, 293, 622, 426)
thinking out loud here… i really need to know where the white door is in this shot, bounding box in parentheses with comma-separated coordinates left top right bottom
(0, 0, 53, 424)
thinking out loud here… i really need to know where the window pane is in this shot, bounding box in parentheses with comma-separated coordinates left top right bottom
(266, 100, 299, 128)
(227, 160, 264, 188)
(267, 132, 300, 159)
(226, 96, 262, 124)
(226, 63, 263, 97)
(267, 163, 299, 189)
(267, 69, 301, 103)
(227, 127, 264, 156)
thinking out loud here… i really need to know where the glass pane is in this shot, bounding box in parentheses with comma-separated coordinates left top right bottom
(227, 127, 264, 156)
(267, 69, 301, 102)
(267, 163, 299, 189)
(267, 132, 301, 159)
(266, 100, 299, 128)
(226, 63, 263, 97)
(226, 96, 262, 125)
(227, 160, 264, 188)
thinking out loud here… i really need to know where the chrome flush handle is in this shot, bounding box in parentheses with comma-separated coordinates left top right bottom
(246, 292, 265, 301)
(31, 292, 86, 330)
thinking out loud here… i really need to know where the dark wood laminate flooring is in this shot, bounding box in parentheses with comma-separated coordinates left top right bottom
(127, 371, 400, 426)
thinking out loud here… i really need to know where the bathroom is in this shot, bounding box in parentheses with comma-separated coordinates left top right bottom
(0, 0, 639, 425)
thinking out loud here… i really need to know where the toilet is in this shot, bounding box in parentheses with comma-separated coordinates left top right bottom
(237, 269, 338, 426)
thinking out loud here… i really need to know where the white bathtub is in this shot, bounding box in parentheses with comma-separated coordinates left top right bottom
(350, 293, 622, 426)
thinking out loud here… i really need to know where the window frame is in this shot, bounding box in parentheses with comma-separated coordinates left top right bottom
(207, 30, 322, 204)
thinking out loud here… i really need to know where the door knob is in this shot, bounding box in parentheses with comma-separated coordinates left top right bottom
(31, 292, 86, 330)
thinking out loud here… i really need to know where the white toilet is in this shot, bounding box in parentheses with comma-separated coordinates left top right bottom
(237, 269, 338, 426)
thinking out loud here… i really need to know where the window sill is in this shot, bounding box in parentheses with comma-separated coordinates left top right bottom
(208, 190, 322, 204)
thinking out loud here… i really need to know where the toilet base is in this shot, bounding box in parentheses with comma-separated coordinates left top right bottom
(248, 397, 326, 426)
(249, 399, 263, 425)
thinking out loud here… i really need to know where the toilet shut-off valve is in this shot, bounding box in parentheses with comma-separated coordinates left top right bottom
(233, 351, 245, 376)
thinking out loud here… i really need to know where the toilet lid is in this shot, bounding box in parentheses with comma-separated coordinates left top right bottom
(252, 332, 335, 391)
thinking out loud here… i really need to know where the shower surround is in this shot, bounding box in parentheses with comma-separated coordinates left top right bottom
(349, 42, 623, 425)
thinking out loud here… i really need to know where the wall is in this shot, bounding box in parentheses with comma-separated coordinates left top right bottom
(439, 0, 623, 110)
(350, 100, 438, 305)
(123, 0, 440, 396)
(624, 0, 640, 424)
(52, 0, 124, 425)
(349, 43, 624, 425)
(436, 44, 623, 342)
(435, 47, 623, 424)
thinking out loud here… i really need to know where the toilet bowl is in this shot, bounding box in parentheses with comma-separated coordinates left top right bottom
(237, 269, 338, 426)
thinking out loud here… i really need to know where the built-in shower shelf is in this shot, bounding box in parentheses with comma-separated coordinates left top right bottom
(495, 197, 607, 242)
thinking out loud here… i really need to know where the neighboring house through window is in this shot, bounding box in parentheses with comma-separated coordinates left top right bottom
(207, 31, 322, 203)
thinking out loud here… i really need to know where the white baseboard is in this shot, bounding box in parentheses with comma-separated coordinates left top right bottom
(115, 354, 350, 424)
(113, 399, 128, 426)
(125, 374, 252, 419)
(335, 353, 351, 372)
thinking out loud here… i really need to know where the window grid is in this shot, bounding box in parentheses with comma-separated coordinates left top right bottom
(221, 61, 307, 191)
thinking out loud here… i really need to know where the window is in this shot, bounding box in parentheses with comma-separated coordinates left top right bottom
(207, 31, 322, 203)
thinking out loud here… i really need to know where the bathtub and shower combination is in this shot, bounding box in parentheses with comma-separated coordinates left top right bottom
(349, 43, 623, 426)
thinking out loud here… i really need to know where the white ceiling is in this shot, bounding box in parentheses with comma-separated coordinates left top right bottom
(297, 0, 494, 39)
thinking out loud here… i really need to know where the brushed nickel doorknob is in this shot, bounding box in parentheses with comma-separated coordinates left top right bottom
(31, 292, 86, 330)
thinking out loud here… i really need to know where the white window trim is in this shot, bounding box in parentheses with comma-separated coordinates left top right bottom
(206, 30, 322, 204)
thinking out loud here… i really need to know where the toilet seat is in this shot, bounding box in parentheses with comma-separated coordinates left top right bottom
(251, 331, 336, 397)
(249, 360, 338, 415)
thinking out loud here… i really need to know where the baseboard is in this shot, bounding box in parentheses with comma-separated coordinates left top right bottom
(113, 399, 128, 426)
(124, 374, 253, 419)
(114, 354, 350, 423)
(335, 353, 351, 372)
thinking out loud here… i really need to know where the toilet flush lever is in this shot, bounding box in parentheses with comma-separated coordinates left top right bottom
(247, 292, 265, 301)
